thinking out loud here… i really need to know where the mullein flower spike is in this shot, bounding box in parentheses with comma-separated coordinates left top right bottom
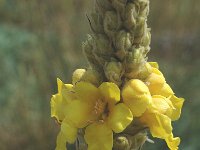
(51, 0, 184, 150)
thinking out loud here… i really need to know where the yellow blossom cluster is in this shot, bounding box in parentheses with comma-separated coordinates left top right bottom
(51, 62, 184, 150)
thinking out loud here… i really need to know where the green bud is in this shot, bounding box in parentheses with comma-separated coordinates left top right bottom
(104, 11, 121, 38)
(90, 13, 104, 33)
(135, 62, 152, 80)
(84, 69, 103, 86)
(114, 30, 132, 52)
(124, 3, 138, 30)
(94, 34, 114, 55)
(134, 17, 146, 43)
(95, 0, 113, 15)
(72, 68, 102, 86)
(133, 46, 145, 62)
(113, 136, 130, 150)
(129, 132, 147, 149)
(110, 0, 127, 15)
(72, 69, 86, 85)
(125, 46, 147, 78)
(134, 0, 149, 17)
(141, 28, 151, 48)
(83, 34, 115, 69)
(83, 35, 100, 68)
(92, 34, 114, 67)
(104, 61, 124, 86)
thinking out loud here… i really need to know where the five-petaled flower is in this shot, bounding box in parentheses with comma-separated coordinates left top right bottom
(51, 79, 133, 150)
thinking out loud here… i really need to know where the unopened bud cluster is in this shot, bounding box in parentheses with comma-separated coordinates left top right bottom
(83, 0, 151, 86)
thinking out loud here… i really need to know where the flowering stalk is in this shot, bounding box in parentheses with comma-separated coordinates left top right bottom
(50, 0, 184, 150)
(82, 0, 151, 148)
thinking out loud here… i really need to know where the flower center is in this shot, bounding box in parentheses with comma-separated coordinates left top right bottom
(94, 98, 106, 116)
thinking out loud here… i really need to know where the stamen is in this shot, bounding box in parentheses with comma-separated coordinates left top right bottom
(93, 98, 106, 115)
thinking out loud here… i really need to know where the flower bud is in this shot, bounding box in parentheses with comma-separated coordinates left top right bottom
(141, 28, 151, 49)
(95, 0, 113, 14)
(72, 69, 102, 86)
(114, 30, 132, 53)
(122, 79, 152, 117)
(72, 69, 86, 85)
(82, 35, 99, 68)
(90, 13, 104, 33)
(124, 3, 138, 30)
(136, 62, 153, 79)
(113, 136, 130, 150)
(134, 17, 146, 44)
(129, 132, 148, 149)
(104, 11, 121, 38)
(132, 46, 145, 62)
(125, 46, 147, 78)
(83, 34, 114, 68)
(94, 34, 114, 55)
(93, 34, 115, 67)
(134, 0, 149, 17)
(104, 61, 124, 86)
(110, 0, 126, 16)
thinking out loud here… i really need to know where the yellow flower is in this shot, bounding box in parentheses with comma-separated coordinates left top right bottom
(146, 62, 174, 97)
(122, 79, 152, 117)
(140, 95, 184, 150)
(136, 62, 185, 150)
(52, 80, 133, 150)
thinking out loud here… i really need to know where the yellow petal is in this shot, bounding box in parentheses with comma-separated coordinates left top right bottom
(58, 79, 76, 102)
(74, 82, 100, 104)
(55, 120, 78, 150)
(55, 131, 67, 150)
(61, 118, 78, 144)
(122, 79, 152, 117)
(57, 78, 73, 93)
(150, 83, 174, 97)
(51, 79, 75, 122)
(146, 68, 166, 95)
(140, 112, 172, 139)
(51, 94, 68, 122)
(148, 62, 159, 69)
(51, 79, 76, 122)
(160, 83, 174, 97)
(61, 89, 76, 102)
(170, 95, 184, 121)
(99, 82, 120, 104)
(64, 84, 74, 91)
(84, 123, 113, 150)
(65, 100, 94, 128)
(57, 78, 63, 93)
(165, 134, 180, 150)
(107, 103, 133, 133)
(150, 95, 174, 117)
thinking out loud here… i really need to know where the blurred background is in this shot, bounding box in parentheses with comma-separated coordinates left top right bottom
(0, 0, 199, 149)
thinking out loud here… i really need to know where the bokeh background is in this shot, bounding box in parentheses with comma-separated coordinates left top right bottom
(0, 0, 199, 149)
